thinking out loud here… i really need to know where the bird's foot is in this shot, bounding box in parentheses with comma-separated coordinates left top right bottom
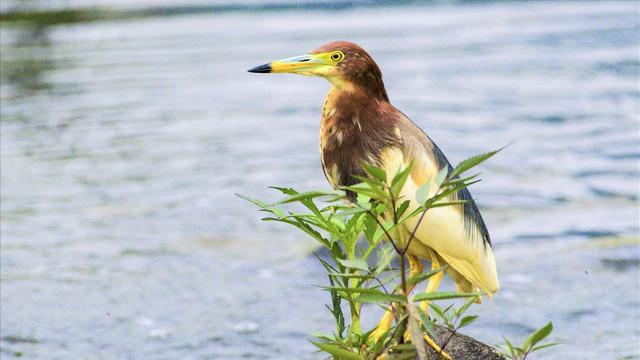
(402, 330, 452, 360)
(423, 333, 452, 360)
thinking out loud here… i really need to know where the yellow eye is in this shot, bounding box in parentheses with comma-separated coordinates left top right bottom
(330, 51, 344, 62)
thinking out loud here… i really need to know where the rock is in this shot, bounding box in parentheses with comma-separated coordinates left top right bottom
(321, 323, 505, 360)
(424, 324, 505, 360)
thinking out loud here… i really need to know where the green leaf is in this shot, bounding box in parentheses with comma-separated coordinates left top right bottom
(372, 220, 397, 243)
(456, 291, 481, 316)
(309, 330, 337, 342)
(502, 335, 517, 357)
(441, 173, 481, 187)
(334, 206, 371, 218)
(405, 299, 428, 360)
(356, 192, 371, 204)
(416, 306, 437, 339)
(268, 186, 297, 195)
(366, 326, 388, 356)
(415, 180, 431, 206)
(322, 287, 391, 295)
(524, 321, 554, 349)
(362, 162, 387, 182)
(434, 179, 481, 200)
(449, 144, 509, 179)
(390, 315, 409, 344)
(352, 175, 387, 193)
(237, 193, 288, 218)
(342, 182, 387, 200)
(373, 243, 395, 276)
(262, 217, 331, 248)
(459, 315, 478, 327)
(530, 342, 560, 352)
(310, 341, 364, 360)
(406, 267, 445, 287)
(413, 291, 478, 302)
(337, 258, 370, 272)
(389, 344, 418, 351)
(435, 166, 449, 187)
(326, 272, 374, 279)
(272, 189, 344, 205)
(428, 303, 445, 320)
(363, 213, 379, 245)
(429, 200, 468, 209)
(357, 293, 407, 303)
(395, 200, 411, 220)
(314, 253, 339, 274)
(390, 163, 413, 197)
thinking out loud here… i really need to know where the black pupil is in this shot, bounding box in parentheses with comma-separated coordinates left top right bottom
(333, 54, 339, 60)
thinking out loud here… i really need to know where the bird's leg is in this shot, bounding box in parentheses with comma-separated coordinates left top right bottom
(370, 254, 423, 342)
(371, 253, 452, 360)
(406, 254, 424, 293)
(419, 249, 444, 315)
(418, 249, 450, 359)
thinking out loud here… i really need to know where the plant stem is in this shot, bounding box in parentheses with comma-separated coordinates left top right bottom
(399, 253, 407, 295)
(366, 209, 401, 253)
(350, 300, 361, 334)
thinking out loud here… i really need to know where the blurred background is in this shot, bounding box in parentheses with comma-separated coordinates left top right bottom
(1, 1, 638, 359)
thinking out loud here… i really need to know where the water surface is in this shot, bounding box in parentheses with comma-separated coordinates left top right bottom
(1, 1, 639, 359)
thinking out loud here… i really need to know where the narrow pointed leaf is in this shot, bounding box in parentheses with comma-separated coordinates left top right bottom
(413, 291, 478, 302)
(415, 180, 431, 206)
(356, 192, 371, 204)
(524, 321, 553, 349)
(416, 305, 437, 339)
(391, 163, 413, 197)
(342, 182, 387, 200)
(450, 144, 508, 179)
(334, 206, 371, 218)
(531, 342, 560, 352)
(357, 293, 407, 303)
(441, 173, 481, 187)
(396, 200, 411, 219)
(390, 315, 409, 344)
(406, 299, 428, 360)
(459, 315, 478, 327)
(336, 258, 370, 272)
(322, 287, 391, 295)
(457, 291, 481, 315)
(310, 341, 364, 360)
(429, 200, 468, 209)
(406, 267, 446, 287)
(435, 166, 449, 187)
(326, 272, 374, 279)
(352, 175, 388, 193)
(428, 303, 445, 320)
(272, 189, 344, 204)
(362, 162, 387, 182)
(432, 180, 481, 202)
(309, 330, 337, 342)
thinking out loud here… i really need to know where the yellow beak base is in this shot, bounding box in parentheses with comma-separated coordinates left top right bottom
(248, 54, 326, 74)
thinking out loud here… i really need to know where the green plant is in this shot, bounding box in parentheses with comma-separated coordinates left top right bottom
(496, 322, 558, 360)
(240, 146, 555, 359)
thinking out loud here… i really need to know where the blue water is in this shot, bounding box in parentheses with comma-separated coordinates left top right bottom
(1, 1, 639, 359)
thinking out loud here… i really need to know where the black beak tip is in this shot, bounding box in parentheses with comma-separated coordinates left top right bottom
(248, 63, 272, 73)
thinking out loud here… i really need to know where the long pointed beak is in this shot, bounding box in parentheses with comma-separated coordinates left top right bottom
(248, 54, 326, 74)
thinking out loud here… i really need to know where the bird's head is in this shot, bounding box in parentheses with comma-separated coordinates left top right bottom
(249, 41, 388, 100)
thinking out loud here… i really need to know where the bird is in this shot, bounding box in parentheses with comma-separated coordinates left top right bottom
(248, 41, 498, 354)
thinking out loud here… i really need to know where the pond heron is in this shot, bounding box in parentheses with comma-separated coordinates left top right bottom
(249, 41, 499, 356)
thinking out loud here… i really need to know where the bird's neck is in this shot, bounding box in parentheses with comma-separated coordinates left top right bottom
(319, 86, 401, 195)
(326, 77, 389, 103)
(321, 86, 388, 120)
